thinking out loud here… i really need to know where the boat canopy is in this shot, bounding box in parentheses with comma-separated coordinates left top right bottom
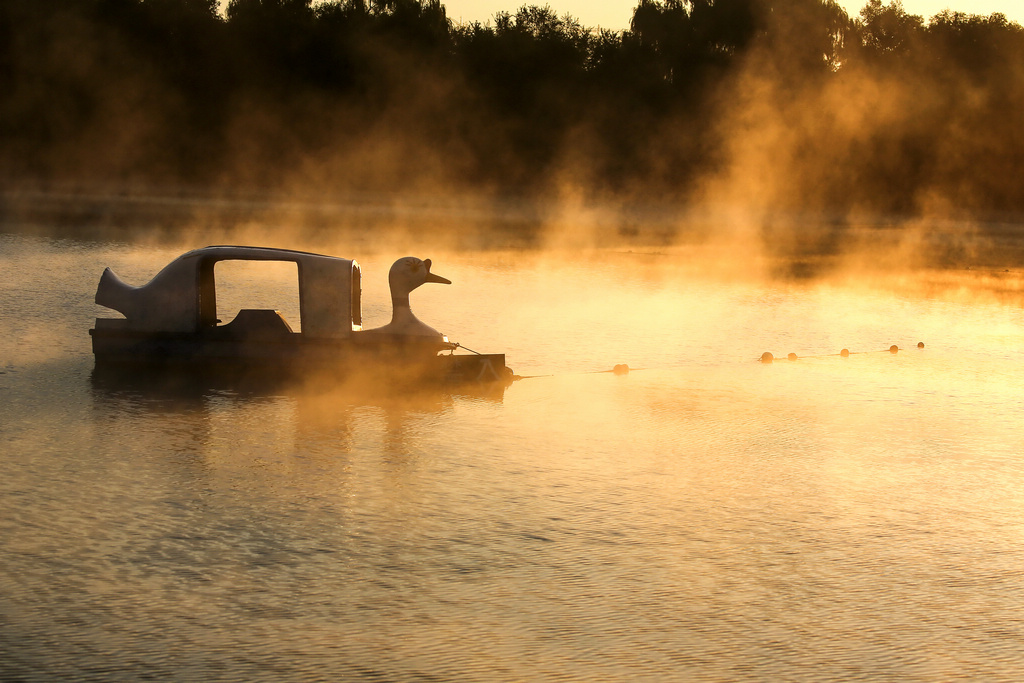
(95, 246, 361, 338)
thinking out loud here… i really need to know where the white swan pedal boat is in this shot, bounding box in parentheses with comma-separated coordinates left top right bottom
(89, 246, 512, 386)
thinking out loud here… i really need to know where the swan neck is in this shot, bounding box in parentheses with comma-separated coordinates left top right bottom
(391, 294, 411, 321)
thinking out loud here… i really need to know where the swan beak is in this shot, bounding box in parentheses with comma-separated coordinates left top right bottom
(426, 272, 451, 284)
(423, 259, 451, 285)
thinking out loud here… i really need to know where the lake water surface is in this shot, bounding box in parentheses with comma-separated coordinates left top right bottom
(3, 230, 1024, 681)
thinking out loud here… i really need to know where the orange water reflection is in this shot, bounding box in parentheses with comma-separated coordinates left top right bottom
(3, 234, 1024, 680)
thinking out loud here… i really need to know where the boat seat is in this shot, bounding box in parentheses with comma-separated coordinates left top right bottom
(212, 309, 295, 339)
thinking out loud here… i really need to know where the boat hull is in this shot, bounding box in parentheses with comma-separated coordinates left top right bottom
(90, 326, 511, 387)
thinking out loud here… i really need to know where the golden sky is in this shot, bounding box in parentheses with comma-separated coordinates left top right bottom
(213, 2, 1024, 27)
(441, 0, 1024, 28)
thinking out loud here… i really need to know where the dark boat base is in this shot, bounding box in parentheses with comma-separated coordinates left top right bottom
(90, 328, 513, 392)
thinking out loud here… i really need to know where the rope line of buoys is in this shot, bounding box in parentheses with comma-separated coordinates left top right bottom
(514, 341, 928, 380)
(760, 342, 925, 363)
(514, 363, 640, 380)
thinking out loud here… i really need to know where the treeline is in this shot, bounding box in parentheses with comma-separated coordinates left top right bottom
(2, 0, 1023, 219)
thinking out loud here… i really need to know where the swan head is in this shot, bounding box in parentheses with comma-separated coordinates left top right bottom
(355, 256, 453, 345)
(389, 257, 451, 297)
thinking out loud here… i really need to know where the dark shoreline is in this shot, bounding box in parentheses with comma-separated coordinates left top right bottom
(4, 187, 1024, 279)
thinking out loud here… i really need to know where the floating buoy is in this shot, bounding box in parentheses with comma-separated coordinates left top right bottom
(787, 353, 798, 361)
(890, 345, 899, 354)
(761, 352, 774, 363)
(613, 363, 630, 375)
(840, 348, 850, 357)
(917, 342, 925, 348)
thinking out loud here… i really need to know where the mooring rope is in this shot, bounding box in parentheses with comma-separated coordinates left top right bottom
(450, 342, 483, 356)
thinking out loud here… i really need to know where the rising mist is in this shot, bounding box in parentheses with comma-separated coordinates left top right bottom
(2, 0, 1023, 271)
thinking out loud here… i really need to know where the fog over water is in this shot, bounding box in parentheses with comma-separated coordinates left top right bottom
(6, 0, 1024, 227)
(3, 223, 1024, 680)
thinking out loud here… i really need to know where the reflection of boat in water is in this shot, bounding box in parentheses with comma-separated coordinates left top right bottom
(90, 246, 512, 386)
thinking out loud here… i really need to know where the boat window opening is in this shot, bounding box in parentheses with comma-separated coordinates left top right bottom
(213, 260, 302, 332)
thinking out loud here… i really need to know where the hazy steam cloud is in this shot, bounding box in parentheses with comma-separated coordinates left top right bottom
(2, 0, 1022, 277)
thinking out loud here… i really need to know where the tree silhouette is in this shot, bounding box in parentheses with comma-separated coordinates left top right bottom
(859, 0, 923, 58)
(2, 0, 1024, 220)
